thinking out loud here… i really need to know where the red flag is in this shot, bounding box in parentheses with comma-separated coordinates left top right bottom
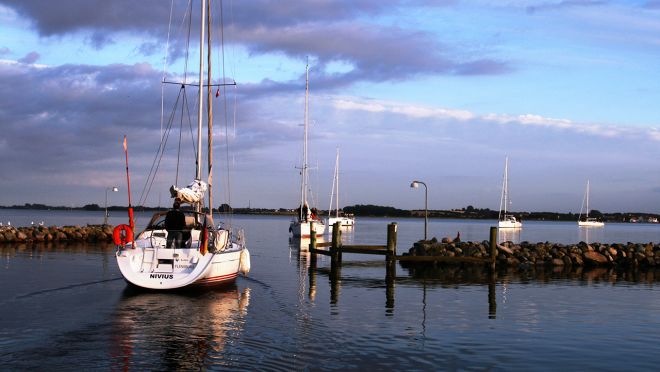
(215, 88, 220, 97)
(123, 136, 127, 152)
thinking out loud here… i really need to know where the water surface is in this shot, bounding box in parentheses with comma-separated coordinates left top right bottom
(1, 211, 659, 370)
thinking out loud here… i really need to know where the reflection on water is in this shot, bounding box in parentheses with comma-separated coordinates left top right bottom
(297, 238, 660, 321)
(111, 286, 250, 370)
(578, 226, 605, 244)
(498, 228, 521, 243)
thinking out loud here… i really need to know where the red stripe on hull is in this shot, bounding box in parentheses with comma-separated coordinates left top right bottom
(193, 272, 238, 287)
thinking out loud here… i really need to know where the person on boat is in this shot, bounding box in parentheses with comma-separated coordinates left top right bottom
(165, 200, 186, 248)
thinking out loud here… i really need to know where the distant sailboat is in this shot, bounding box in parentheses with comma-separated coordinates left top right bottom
(327, 147, 355, 229)
(578, 180, 604, 227)
(498, 157, 522, 229)
(289, 63, 325, 238)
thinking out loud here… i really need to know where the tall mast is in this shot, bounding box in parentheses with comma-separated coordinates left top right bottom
(586, 179, 590, 217)
(328, 147, 338, 219)
(196, 0, 206, 214)
(206, 0, 213, 215)
(499, 156, 508, 220)
(299, 62, 309, 221)
(335, 147, 340, 219)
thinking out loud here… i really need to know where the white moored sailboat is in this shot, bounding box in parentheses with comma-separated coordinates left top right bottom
(578, 180, 604, 227)
(327, 147, 355, 228)
(289, 63, 325, 238)
(115, 0, 249, 290)
(498, 157, 522, 229)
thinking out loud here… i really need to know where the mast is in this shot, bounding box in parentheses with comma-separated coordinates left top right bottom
(299, 62, 309, 221)
(328, 147, 338, 219)
(499, 156, 508, 220)
(586, 180, 590, 218)
(206, 0, 213, 215)
(196, 0, 206, 214)
(335, 147, 340, 219)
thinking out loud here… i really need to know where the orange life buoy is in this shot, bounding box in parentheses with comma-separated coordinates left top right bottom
(113, 224, 134, 246)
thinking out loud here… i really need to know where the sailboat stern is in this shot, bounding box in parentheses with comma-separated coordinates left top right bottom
(116, 244, 242, 290)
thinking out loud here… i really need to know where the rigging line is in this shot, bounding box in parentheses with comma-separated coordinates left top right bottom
(220, 0, 234, 225)
(188, 92, 199, 174)
(176, 85, 186, 186)
(161, 0, 175, 141)
(138, 87, 183, 206)
(228, 0, 238, 86)
(182, 0, 193, 84)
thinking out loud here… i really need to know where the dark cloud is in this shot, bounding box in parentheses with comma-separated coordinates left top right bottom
(644, 1, 660, 9)
(17, 51, 40, 64)
(526, 0, 608, 14)
(0, 60, 302, 206)
(0, 0, 510, 88)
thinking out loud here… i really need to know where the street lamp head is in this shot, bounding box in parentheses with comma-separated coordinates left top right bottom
(111, 187, 119, 192)
(410, 181, 419, 188)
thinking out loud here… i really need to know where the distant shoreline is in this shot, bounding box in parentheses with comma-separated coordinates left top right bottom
(1, 204, 659, 223)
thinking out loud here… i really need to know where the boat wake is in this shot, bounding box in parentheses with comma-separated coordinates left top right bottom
(15, 277, 124, 299)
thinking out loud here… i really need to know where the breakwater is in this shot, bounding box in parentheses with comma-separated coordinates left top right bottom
(0, 225, 114, 243)
(404, 237, 659, 268)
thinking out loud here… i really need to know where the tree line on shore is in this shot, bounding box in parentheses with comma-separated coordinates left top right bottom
(3, 203, 659, 223)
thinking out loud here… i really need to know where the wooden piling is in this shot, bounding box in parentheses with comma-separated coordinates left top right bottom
(331, 222, 341, 264)
(386, 222, 397, 290)
(309, 224, 317, 266)
(386, 223, 397, 258)
(489, 226, 497, 270)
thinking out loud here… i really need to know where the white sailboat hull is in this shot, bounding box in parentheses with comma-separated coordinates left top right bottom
(578, 220, 604, 227)
(498, 216, 522, 229)
(116, 244, 244, 290)
(328, 216, 355, 227)
(290, 220, 325, 238)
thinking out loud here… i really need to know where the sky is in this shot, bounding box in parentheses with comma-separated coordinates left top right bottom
(1, 0, 660, 213)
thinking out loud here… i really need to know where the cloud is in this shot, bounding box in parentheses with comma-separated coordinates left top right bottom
(644, 1, 660, 9)
(17, 51, 39, 64)
(332, 96, 660, 142)
(0, 0, 511, 89)
(526, 0, 608, 14)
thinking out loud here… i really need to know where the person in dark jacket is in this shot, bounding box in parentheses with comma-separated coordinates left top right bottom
(165, 201, 186, 248)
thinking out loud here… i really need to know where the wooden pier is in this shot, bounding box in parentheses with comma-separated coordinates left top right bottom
(309, 222, 499, 270)
(306, 222, 499, 313)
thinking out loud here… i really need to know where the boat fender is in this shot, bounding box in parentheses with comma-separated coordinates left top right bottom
(113, 224, 134, 247)
(239, 248, 251, 275)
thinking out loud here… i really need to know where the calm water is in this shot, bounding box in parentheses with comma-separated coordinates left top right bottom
(1, 210, 659, 370)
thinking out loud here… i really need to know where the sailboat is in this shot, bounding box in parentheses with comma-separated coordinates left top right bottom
(289, 63, 326, 238)
(498, 157, 522, 229)
(327, 147, 355, 228)
(115, 0, 250, 290)
(578, 180, 604, 227)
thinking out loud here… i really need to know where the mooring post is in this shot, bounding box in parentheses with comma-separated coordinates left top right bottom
(309, 224, 317, 267)
(331, 221, 341, 264)
(386, 222, 397, 286)
(489, 226, 497, 270)
(387, 222, 398, 259)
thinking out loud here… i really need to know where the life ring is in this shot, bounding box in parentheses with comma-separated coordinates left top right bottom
(113, 224, 134, 246)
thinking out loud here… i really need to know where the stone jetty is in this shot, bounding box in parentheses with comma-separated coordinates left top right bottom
(404, 237, 659, 268)
(0, 225, 115, 243)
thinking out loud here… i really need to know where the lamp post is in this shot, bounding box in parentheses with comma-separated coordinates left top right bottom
(410, 180, 428, 240)
(105, 186, 119, 225)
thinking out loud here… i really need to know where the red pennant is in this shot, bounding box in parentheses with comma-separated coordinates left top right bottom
(215, 88, 220, 97)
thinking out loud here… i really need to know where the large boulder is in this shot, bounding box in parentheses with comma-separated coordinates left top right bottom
(583, 251, 608, 265)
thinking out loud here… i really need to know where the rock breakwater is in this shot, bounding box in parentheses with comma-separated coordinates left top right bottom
(404, 237, 660, 268)
(0, 225, 115, 243)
